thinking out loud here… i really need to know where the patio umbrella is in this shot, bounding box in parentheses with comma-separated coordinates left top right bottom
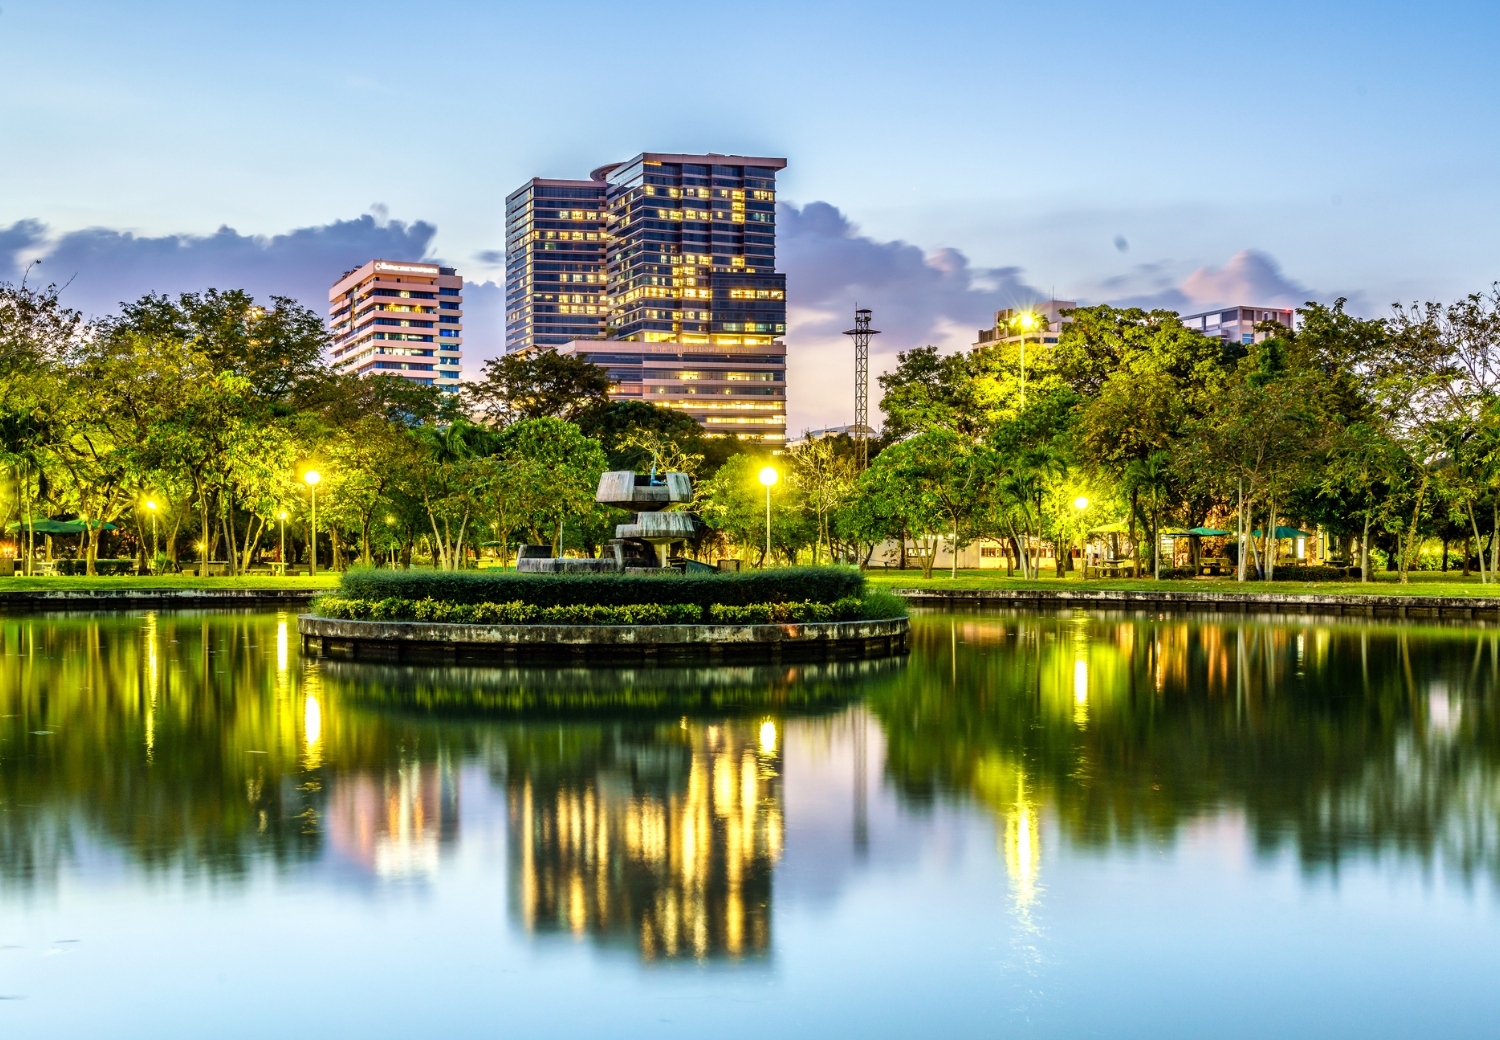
(6, 518, 80, 534)
(1251, 526, 1313, 539)
(53, 520, 116, 534)
(1186, 527, 1231, 536)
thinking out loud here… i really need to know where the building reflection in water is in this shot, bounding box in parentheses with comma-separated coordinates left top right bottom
(326, 758, 461, 879)
(507, 719, 783, 961)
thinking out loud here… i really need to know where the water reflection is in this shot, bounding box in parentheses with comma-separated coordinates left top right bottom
(504, 719, 781, 960)
(879, 610, 1500, 901)
(5, 606, 1500, 976)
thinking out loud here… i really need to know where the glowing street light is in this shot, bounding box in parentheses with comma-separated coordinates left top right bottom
(1014, 310, 1039, 408)
(145, 499, 159, 572)
(758, 465, 778, 568)
(304, 470, 322, 576)
(1073, 496, 1089, 511)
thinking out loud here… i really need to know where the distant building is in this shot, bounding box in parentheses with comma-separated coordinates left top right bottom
(972, 299, 1076, 350)
(1179, 305, 1295, 346)
(786, 423, 877, 447)
(507, 152, 789, 443)
(328, 260, 463, 388)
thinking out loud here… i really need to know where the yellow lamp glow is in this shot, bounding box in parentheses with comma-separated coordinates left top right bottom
(1073, 496, 1089, 510)
(304, 470, 321, 486)
(1015, 311, 1038, 330)
(146, 500, 158, 511)
(758, 466, 778, 487)
(278, 510, 287, 520)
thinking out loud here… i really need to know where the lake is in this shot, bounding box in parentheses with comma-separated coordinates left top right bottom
(2, 607, 1498, 1037)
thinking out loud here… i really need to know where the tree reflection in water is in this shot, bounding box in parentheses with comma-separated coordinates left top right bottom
(9, 607, 1500, 969)
(875, 610, 1500, 911)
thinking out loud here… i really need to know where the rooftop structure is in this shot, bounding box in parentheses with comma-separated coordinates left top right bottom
(328, 260, 463, 387)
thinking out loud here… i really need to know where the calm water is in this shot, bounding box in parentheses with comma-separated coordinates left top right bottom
(3, 608, 1500, 1037)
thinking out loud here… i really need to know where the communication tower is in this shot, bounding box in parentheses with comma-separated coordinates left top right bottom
(842, 308, 880, 468)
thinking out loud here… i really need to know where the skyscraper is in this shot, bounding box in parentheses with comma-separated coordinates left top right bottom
(505, 153, 788, 442)
(328, 260, 463, 387)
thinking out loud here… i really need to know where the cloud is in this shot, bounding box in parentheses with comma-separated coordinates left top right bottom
(0, 215, 438, 322)
(778, 200, 1046, 432)
(0, 212, 519, 379)
(1098, 249, 1315, 313)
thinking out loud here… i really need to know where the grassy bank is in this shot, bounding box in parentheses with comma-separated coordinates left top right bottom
(864, 569, 1500, 598)
(0, 574, 340, 591)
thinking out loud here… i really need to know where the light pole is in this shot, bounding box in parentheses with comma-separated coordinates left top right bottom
(304, 470, 321, 575)
(278, 511, 288, 572)
(758, 465, 778, 568)
(146, 500, 159, 573)
(1015, 311, 1038, 408)
(1073, 495, 1090, 578)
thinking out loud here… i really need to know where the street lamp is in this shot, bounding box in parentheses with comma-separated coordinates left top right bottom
(1073, 495, 1090, 578)
(1015, 311, 1038, 408)
(278, 511, 288, 572)
(146, 500, 159, 573)
(304, 470, 322, 575)
(758, 465, 778, 568)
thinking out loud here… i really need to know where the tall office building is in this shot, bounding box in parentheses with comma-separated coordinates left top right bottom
(506, 153, 788, 442)
(328, 260, 463, 387)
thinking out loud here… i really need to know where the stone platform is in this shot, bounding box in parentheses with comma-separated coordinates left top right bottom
(298, 614, 909, 664)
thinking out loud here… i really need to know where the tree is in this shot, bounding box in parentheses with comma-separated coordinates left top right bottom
(493, 418, 609, 556)
(466, 348, 613, 427)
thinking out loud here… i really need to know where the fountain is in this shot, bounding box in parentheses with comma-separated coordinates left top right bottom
(516, 468, 703, 574)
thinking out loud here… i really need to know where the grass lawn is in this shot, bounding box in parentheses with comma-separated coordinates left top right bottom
(864, 568, 1500, 598)
(0, 574, 340, 591)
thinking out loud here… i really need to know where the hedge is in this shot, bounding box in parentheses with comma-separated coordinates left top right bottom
(337, 565, 864, 608)
(312, 591, 904, 626)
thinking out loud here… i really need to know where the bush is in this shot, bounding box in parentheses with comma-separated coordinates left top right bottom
(313, 595, 704, 625)
(338, 565, 864, 608)
(311, 590, 906, 626)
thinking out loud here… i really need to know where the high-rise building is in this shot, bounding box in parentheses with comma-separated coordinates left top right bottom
(506, 153, 789, 442)
(1179, 305, 1295, 346)
(503, 180, 608, 351)
(328, 260, 463, 388)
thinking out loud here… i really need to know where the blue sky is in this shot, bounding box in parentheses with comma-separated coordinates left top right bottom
(3, 0, 1497, 428)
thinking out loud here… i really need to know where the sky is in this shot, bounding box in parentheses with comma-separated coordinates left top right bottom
(3, 0, 1497, 432)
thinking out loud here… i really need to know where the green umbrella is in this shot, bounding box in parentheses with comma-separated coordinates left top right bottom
(1252, 526, 1313, 539)
(1186, 527, 1231, 536)
(54, 519, 116, 533)
(6, 518, 80, 534)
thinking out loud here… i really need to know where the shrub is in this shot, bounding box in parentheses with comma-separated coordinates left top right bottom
(311, 592, 905, 625)
(338, 565, 864, 608)
(314, 596, 703, 625)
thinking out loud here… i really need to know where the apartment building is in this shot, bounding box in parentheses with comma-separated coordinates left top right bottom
(328, 260, 463, 387)
(972, 299, 1076, 350)
(1179, 305, 1295, 345)
(507, 152, 788, 443)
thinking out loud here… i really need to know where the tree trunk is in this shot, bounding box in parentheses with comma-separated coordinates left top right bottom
(1467, 502, 1486, 582)
(1361, 513, 1371, 583)
(1399, 475, 1429, 584)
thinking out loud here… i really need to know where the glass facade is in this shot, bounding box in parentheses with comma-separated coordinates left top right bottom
(506, 153, 789, 442)
(328, 261, 463, 388)
(504, 180, 608, 351)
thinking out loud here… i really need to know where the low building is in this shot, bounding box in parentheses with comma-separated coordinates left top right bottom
(328, 260, 463, 388)
(972, 299, 1076, 350)
(1179, 305, 1294, 346)
(557, 339, 787, 441)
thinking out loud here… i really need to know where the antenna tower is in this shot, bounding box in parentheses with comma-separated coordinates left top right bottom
(842, 307, 880, 468)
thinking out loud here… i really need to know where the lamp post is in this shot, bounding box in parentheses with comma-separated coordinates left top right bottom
(304, 470, 322, 575)
(1015, 311, 1038, 408)
(146, 500, 159, 573)
(758, 465, 778, 568)
(1073, 495, 1090, 578)
(278, 511, 288, 572)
